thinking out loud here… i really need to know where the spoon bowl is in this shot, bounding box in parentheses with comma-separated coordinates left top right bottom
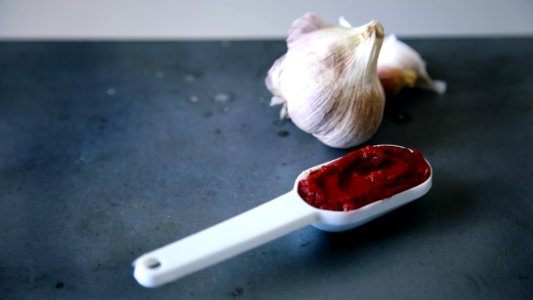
(133, 145, 432, 287)
(297, 148, 432, 232)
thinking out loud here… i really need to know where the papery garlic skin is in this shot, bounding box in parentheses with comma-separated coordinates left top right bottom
(378, 34, 447, 96)
(266, 13, 386, 149)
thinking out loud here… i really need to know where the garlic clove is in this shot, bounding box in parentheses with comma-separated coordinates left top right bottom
(266, 14, 386, 148)
(378, 67, 417, 98)
(335, 19, 446, 96)
(378, 34, 447, 96)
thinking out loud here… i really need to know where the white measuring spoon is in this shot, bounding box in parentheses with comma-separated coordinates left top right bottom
(133, 145, 432, 287)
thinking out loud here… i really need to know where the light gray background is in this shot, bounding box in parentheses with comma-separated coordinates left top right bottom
(0, 0, 532, 39)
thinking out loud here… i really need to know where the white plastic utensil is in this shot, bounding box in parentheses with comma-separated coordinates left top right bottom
(133, 145, 432, 287)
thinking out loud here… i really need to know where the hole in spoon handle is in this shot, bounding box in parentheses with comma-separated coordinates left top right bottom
(133, 191, 318, 287)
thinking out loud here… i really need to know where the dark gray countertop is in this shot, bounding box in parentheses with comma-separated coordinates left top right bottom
(1, 38, 532, 299)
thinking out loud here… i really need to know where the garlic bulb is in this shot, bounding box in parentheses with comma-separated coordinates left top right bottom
(266, 13, 385, 148)
(378, 34, 447, 97)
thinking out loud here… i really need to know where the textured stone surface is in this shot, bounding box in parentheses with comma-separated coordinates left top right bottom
(0, 39, 532, 299)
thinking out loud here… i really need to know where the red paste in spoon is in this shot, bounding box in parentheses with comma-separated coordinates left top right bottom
(298, 145, 431, 211)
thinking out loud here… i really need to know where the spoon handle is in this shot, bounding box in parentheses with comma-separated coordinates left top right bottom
(133, 191, 318, 287)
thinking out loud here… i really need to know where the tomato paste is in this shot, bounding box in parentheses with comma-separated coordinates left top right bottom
(298, 145, 431, 211)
